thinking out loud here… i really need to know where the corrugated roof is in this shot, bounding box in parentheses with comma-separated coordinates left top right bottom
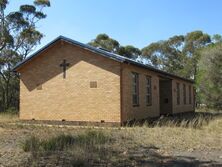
(12, 36, 194, 83)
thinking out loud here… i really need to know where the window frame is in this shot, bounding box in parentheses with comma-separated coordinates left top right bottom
(145, 76, 152, 106)
(176, 83, 180, 105)
(189, 85, 192, 104)
(132, 72, 139, 107)
(183, 84, 186, 105)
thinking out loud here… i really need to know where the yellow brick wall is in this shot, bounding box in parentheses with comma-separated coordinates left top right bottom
(121, 64, 160, 122)
(172, 79, 195, 114)
(19, 41, 121, 123)
(121, 64, 194, 122)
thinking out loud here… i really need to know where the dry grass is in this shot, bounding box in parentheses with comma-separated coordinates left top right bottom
(0, 110, 221, 166)
(0, 112, 18, 123)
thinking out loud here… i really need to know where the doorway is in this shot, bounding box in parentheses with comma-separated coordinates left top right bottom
(159, 78, 173, 115)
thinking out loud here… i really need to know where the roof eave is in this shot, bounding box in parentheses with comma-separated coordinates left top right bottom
(12, 36, 125, 72)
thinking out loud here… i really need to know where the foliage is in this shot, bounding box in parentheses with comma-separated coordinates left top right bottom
(88, 34, 120, 53)
(118, 45, 141, 59)
(88, 33, 141, 59)
(196, 43, 222, 109)
(0, 0, 50, 112)
(141, 31, 211, 80)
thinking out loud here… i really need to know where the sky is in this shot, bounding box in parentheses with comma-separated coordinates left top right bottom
(6, 0, 222, 51)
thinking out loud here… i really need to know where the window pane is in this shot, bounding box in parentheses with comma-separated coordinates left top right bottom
(134, 86, 137, 94)
(132, 72, 139, 106)
(146, 76, 152, 105)
(189, 85, 192, 104)
(177, 83, 180, 105)
(183, 84, 186, 104)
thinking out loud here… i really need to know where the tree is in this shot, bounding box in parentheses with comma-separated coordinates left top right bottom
(183, 31, 211, 81)
(141, 35, 187, 76)
(196, 43, 222, 109)
(88, 33, 142, 59)
(118, 45, 141, 59)
(141, 31, 211, 80)
(141, 42, 163, 68)
(0, 0, 50, 112)
(212, 34, 222, 43)
(88, 34, 120, 53)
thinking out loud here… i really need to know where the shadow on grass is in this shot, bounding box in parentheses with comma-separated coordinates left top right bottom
(126, 111, 222, 128)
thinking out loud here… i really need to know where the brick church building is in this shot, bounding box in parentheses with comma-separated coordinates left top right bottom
(13, 36, 195, 125)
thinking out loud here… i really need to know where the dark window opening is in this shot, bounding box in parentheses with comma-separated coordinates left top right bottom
(176, 83, 180, 105)
(183, 84, 186, 105)
(146, 76, 152, 106)
(132, 72, 139, 106)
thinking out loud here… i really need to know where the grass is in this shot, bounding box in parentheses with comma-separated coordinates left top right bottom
(23, 130, 111, 152)
(0, 110, 221, 166)
(126, 110, 222, 128)
(0, 111, 18, 123)
(22, 130, 113, 166)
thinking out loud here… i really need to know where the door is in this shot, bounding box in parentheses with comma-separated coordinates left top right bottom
(159, 79, 173, 115)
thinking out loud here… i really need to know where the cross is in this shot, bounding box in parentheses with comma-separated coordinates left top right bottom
(60, 59, 70, 79)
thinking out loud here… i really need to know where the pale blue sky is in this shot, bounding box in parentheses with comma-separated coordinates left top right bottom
(7, 0, 222, 50)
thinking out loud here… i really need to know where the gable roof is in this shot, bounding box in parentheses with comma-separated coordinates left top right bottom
(13, 36, 194, 83)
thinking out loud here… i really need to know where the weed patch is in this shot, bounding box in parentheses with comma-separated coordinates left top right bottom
(23, 130, 111, 152)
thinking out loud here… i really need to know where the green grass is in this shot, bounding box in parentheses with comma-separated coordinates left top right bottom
(23, 130, 111, 152)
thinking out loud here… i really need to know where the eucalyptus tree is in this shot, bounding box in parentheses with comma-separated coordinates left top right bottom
(0, 0, 50, 112)
(89, 33, 141, 59)
(141, 31, 211, 80)
(118, 45, 141, 59)
(197, 43, 222, 109)
(88, 34, 120, 53)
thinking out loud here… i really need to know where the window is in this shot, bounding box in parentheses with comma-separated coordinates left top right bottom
(146, 76, 152, 106)
(176, 83, 180, 105)
(189, 85, 192, 104)
(132, 72, 139, 106)
(183, 84, 186, 104)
